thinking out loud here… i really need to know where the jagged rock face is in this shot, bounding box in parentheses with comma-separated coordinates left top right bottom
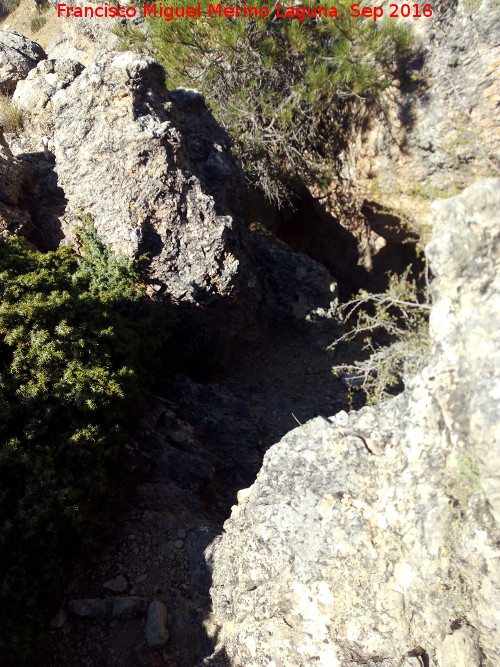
(312, 0, 500, 273)
(208, 179, 500, 666)
(0, 149, 33, 237)
(356, 0, 500, 213)
(0, 31, 46, 92)
(14, 58, 84, 119)
(52, 52, 246, 303)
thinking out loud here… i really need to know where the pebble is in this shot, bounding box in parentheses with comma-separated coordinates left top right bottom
(174, 540, 184, 549)
(177, 529, 187, 539)
(145, 601, 169, 647)
(103, 575, 128, 593)
(135, 573, 148, 583)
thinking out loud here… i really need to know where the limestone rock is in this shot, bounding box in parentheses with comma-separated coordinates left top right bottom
(145, 600, 169, 648)
(68, 596, 147, 618)
(49, 51, 339, 324)
(0, 31, 46, 93)
(357, 1, 500, 215)
(52, 52, 246, 303)
(103, 575, 128, 593)
(209, 180, 500, 666)
(0, 151, 33, 238)
(10, 58, 83, 155)
(45, 33, 90, 65)
(14, 58, 83, 117)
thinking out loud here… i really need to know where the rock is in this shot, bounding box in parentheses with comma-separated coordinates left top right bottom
(145, 601, 169, 648)
(45, 0, 121, 53)
(52, 51, 245, 303)
(45, 33, 89, 65)
(135, 573, 148, 584)
(436, 625, 481, 667)
(68, 596, 147, 619)
(13, 58, 83, 126)
(209, 180, 500, 666)
(51, 51, 340, 329)
(103, 575, 128, 593)
(68, 598, 112, 618)
(49, 608, 67, 630)
(0, 31, 46, 93)
(355, 1, 500, 248)
(174, 540, 184, 549)
(0, 150, 33, 238)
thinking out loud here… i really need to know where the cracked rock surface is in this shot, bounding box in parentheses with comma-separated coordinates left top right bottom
(208, 179, 500, 667)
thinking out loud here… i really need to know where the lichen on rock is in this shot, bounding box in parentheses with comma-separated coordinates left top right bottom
(208, 179, 500, 667)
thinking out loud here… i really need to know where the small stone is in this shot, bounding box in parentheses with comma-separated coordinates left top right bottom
(174, 540, 184, 549)
(68, 599, 112, 618)
(103, 575, 128, 593)
(145, 601, 169, 647)
(68, 596, 147, 619)
(177, 529, 187, 539)
(135, 573, 148, 583)
(49, 608, 67, 629)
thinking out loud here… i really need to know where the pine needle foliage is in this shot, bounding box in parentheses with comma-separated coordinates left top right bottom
(118, 2, 413, 203)
(0, 227, 171, 663)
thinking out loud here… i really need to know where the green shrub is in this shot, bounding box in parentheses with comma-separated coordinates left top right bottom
(117, 2, 413, 204)
(331, 266, 431, 404)
(0, 226, 172, 663)
(0, 0, 20, 15)
(30, 16, 47, 32)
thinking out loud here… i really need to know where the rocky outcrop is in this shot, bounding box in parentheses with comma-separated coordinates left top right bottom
(13, 58, 83, 140)
(352, 0, 500, 257)
(50, 51, 339, 326)
(51, 51, 246, 302)
(0, 31, 46, 92)
(365, 0, 500, 195)
(208, 179, 500, 666)
(304, 0, 500, 275)
(0, 142, 33, 238)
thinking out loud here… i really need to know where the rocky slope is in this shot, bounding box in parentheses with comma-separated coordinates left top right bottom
(208, 179, 500, 667)
(296, 0, 500, 275)
(0, 7, 498, 667)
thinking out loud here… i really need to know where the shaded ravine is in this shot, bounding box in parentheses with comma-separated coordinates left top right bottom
(49, 281, 364, 666)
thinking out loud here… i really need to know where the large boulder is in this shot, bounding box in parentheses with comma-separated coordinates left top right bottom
(51, 52, 246, 303)
(208, 179, 500, 666)
(51, 51, 340, 326)
(0, 31, 46, 93)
